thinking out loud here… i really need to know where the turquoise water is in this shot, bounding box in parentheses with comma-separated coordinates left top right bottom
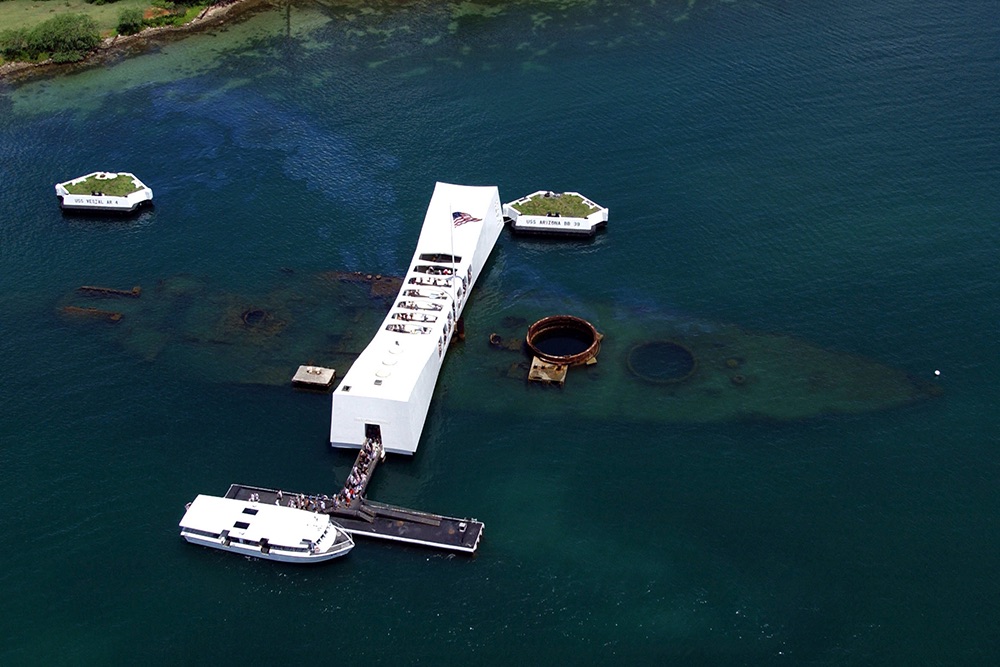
(1, 0, 999, 663)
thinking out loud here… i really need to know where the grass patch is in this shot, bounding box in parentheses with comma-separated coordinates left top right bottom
(63, 173, 142, 196)
(511, 192, 597, 218)
(0, 0, 155, 33)
(0, 0, 207, 36)
(177, 4, 203, 23)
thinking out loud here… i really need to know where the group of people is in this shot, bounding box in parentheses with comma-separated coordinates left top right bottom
(394, 312, 436, 323)
(409, 275, 457, 288)
(336, 438, 382, 507)
(398, 299, 444, 312)
(386, 323, 432, 334)
(275, 489, 332, 513)
(417, 265, 454, 276)
(253, 438, 383, 514)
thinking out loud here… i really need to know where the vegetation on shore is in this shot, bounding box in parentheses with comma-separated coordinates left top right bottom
(0, 0, 209, 64)
(511, 192, 598, 218)
(0, 13, 100, 63)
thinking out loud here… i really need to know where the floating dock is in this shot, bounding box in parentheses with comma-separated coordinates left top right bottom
(225, 483, 483, 554)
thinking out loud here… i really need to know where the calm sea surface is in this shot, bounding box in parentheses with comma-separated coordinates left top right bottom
(1, 0, 998, 663)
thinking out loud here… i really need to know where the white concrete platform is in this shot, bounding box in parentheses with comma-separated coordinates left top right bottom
(330, 182, 504, 455)
(55, 171, 153, 212)
(292, 365, 336, 388)
(503, 190, 608, 236)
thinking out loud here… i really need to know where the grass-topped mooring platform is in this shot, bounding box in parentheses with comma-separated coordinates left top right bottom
(510, 191, 597, 218)
(55, 171, 153, 213)
(62, 173, 143, 197)
(503, 190, 608, 237)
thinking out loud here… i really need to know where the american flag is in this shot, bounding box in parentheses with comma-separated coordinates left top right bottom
(452, 211, 481, 227)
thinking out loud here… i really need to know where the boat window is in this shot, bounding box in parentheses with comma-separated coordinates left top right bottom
(233, 521, 250, 530)
(242, 508, 259, 515)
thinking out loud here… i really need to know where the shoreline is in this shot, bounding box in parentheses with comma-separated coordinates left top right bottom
(0, 0, 274, 85)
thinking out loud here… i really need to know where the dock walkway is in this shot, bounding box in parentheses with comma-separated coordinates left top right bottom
(225, 482, 483, 555)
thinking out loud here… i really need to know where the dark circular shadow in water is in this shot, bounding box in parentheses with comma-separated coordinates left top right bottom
(627, 340, 696, 384)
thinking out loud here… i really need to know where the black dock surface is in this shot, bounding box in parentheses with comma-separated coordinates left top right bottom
(225, 484, 483, 555)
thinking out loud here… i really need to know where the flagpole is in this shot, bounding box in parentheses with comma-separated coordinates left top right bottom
(449, 208, 457, 327)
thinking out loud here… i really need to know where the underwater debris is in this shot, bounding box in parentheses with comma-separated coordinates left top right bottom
(241, 308, 268, 326)
(627, 340, 697, 385)
(77, 285, 142, 298)
(61, 305, 122, 323)
(524, 315, 602, 385)
(475, 300, 941, 423)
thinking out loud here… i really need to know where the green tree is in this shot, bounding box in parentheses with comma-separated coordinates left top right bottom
(0, 28, 30, 59)
(29, 14, 100, 56)
(117, 7, 146, 36)
(0, 14, 99, 62)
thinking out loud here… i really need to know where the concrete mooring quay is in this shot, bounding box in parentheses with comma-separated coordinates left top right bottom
(224, 482, 484, 555)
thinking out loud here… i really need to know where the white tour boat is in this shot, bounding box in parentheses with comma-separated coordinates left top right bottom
(179, 494, 354, 563)
(329, 182, 504, 455)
